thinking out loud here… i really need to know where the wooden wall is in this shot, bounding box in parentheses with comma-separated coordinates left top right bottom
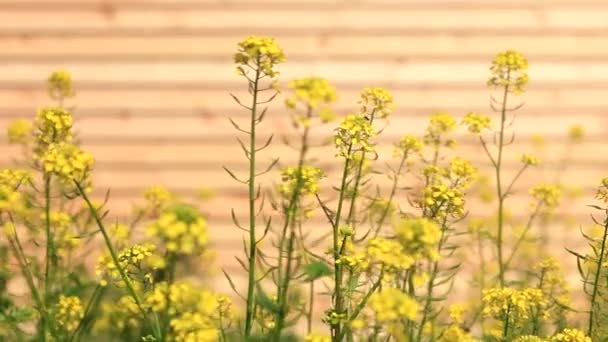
(1, 0, 608, 287)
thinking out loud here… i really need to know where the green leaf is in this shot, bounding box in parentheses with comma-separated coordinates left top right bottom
(302, 260, 333, 282)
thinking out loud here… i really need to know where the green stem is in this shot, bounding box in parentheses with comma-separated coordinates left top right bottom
(68, 284, 104, 342)
(495, 81, 510, 288)
(43, 174, 54, 305)
(331, 145, 353, 342)
(503, 307, 511, 341)
(74, 181, 162, 340)
(244, 60, 261, 338)
(339, 272, 383, 341)
(373, 152, 407, 238)
(307, 281, 314, 334)
(587, 214, 608, 337)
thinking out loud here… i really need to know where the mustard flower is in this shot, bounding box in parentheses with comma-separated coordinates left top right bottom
(568, 124, 585, 143)
(278, 165, 325, 198)
(0, 169, 31, 189)
(96, 243, 163, 286)
(514, 337, 547, 342)
(424, 112, 457, 147)
(285, 77, 337, 113)
(595, 177, 608, 204)
(448, 304, 466, 324)
(530, 184, 561, 208)
(423, 183, 466, 218)
(234, 36, 286, 78)
(394, 134, 422, 158)
(0, 184, 26, 215)
(521, 153, 540, 166)
(93, 296, 140, 333)
(55, 295, 84, 333)
(482, 287, 547, 324)
(549, 329, 592, 342)
(305, 333, 331, 342)
(368, 287, 417, 323)
(169, 312, 219, 342)
(359, 87, 395, 119)
(47, 70, 75, 100)
(447, 157, 477, 186)
(438, 325, 476, 342)
(47, 211, 80, 255)
(34, 107, 73, 152)
(394, 217, 441, 260)
(462, 112, 492, 134)
(487, 50, 529, 94)
(147, 203, 209, 255)
(334, 114, 376, 159)
(41, 142, 95, 190)
(366, 238, 415, 272)
(7, 119, 32, 145)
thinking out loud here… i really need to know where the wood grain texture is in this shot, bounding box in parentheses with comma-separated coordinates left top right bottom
(0, 0, 606, 287)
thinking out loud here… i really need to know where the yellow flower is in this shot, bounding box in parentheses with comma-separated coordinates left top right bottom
(41, 142, 95, 190)
(366, 238, 415, 271)
(96, 243, 162, 286)
(334, 114, 376, 159)
(514, 336, 547, 342)
(530, 184, 561, 208)
(394, 134, 422, 158)
(286, 77, 337, 111)
(549, 328, 592, 342)
(439, 325, 476, 342)
(305, 333, 331, 342)
(55, 295, 84, 333)
(424, 112, 457, 147)
(394, 217, 441, 260)
(278, 165, 325, 198)
(47, 70, 75, 100)
(147, 203, 209, 255)
(368, 287, 417, 322)
(34, 107, 73, 153)
(359, 87, 395, 119)
(448, 304, 466, 324)
(568, 124, 584, 143)
(521, 154, 540, 166)
(462, 112, 492, 134)
(487, 50, 529, 94)
(595, 177, 608, 204)
(234, 36, 286, 78)
(7, 119, 32, 145)
(482, 287, 547, 324)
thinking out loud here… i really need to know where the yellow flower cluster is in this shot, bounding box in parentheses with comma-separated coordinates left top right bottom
(41, 142, 95, 188)
(96, 243, 163, 286)
(170, 312, 219, 342)
(595, 177, 608, 204)
(94, 296, 140, 332)
(487, 50, 529, 94)
(423, 183, 466, 218)
(278, 165, 325, 198)
(482, 287, 547, 324)
(48, 211, 80, 255)
(462, 112, 492, 134)
(568, 124, 585, 143)
(365, 238, 415, 271)
(438, 325, 476, 342)
(234, 36, 286, 77)
(147, 204, 209, 255)
(447, 157, 478, 186)
(0, 179, 26, 215)
(549, 329, 592, 342)
(530, 184, 561, 208)
(0, 169, 31, 189)
(55, 295, 84, 332)
(394, 217, 441, 260)
(368, 287, 417, 323)
(334, 114, 376, 159)
(305, 333, 331, 342)
(521, 154, 540, 166)
(514, 336, 546, 342)
(358, 87, 395, 119)
(48, 70, 75, 100)
(285, 77, 337, 110)
(393, 134, 422, 158)
(34, 107, 73, 152)
(7, 119, 32, 145)
(424, 112, 457, 147)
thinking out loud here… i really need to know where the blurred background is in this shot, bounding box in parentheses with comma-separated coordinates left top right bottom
(1, 0, 607, 290)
